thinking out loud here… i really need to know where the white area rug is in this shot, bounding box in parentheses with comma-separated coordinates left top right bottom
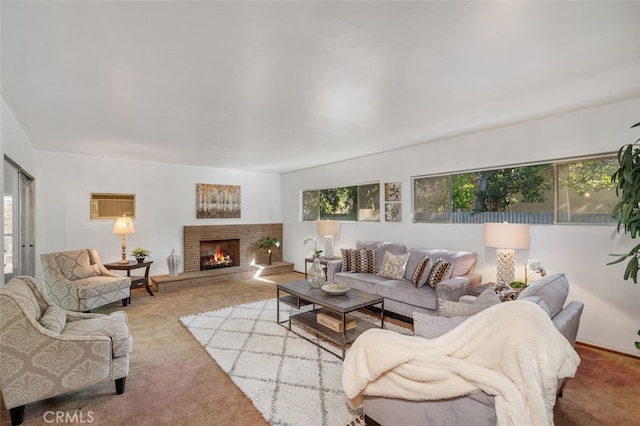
(180, 298, 409, 426)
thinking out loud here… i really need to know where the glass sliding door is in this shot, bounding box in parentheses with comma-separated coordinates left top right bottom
(4, 156, 35, 284)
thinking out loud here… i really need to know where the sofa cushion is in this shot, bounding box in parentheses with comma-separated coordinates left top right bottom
(62, 311, 132, 357)
(422, 249, 477, 278)
(438, 288, 501, 317)
(517, 273, 569, 318)
(376, 280, 438, 311)
(518, 296, 551, 317)
(357, 241, 408, 272)
(55, 250, 101, 281)
(356, 249, 377, 273)
(334, 272, 389, 295)
(413, 311, 469, 339)
(39, 305, 67, 333)
(412, 256, 433, 288)
(377, 251, 410, 280)
(427, 258, 453, 288)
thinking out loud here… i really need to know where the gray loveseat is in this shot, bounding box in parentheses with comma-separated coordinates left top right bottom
(362, 272, 584, 426)
(326, 241, 481, 318)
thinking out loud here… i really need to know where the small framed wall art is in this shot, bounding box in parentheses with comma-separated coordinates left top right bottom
(385, 182, 401, 202)
(196, 183, 241, 218)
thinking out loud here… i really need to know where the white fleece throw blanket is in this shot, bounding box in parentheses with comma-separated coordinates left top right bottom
(343, 301, 580, 426)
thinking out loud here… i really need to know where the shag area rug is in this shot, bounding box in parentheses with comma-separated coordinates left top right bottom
(180, 298, 408, 426)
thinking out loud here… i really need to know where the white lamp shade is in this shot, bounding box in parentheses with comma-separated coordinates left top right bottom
(113, 215, 135, 235)
(484, 222, 529, 250)
(317, 220, 339, 237)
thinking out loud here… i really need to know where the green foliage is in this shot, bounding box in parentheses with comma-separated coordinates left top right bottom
(561, 159, 617, 195)
(450, 165, 552, 213)
(608, 122, 640, 283)
(319, 186, 357, 219)
(257, 236, 281, 252)
(131, 247, 150, 257)
(636, 329, 640, 350)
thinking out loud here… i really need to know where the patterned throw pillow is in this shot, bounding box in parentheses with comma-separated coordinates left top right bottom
(355, 249, 377, 273)
(39, 305, 67, 333)
(340, 248, 353, 272)
(412, 256, 432, 287)
(56, 250, 101, 281)
(427, 257, 453, 288)
(377, 251, 410, 280)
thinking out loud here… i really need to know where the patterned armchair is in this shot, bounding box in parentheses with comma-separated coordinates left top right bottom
(0, 276, 132, 425)
(40, 248, 131, 312)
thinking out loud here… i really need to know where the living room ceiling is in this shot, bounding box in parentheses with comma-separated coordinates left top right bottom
(2, 1, 639, 174)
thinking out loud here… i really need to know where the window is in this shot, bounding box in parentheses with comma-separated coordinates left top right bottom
(302, 183, 380, 222)
(556, 158, 618, 223)
(413, 156, 617, 225)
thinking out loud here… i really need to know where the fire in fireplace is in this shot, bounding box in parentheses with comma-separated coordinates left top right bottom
(200, 239, 240, 270)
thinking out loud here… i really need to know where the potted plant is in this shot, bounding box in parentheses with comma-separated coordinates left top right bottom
(257, 236, 281, 265)
(608, 121, 640, 349)
(131, 247, 150, 263)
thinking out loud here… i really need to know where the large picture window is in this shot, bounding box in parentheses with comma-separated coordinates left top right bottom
(413, 156, 617, 225)
(302, 183, 380, 222)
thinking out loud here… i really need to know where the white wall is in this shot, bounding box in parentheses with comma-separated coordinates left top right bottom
(36, 152, 282, 276)
(281, 97, 640, 356)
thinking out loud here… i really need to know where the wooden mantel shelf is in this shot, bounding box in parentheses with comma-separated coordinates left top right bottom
(150, 261, 294, 292)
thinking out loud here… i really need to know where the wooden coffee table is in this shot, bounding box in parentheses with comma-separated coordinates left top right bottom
(276, 280, 384, 359)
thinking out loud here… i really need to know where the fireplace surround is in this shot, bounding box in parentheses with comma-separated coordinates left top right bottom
(183, 224, 283, 273)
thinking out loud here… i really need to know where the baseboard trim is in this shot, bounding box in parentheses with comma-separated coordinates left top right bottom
(576, 340, 640, 360)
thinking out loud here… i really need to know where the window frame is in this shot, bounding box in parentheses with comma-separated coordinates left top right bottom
(411, 153, 617, 225)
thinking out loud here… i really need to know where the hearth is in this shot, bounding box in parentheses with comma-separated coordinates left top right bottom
(200, 239, 240, 271)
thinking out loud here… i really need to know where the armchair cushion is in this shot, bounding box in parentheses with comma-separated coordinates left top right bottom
(39, 305, 67, 333)
(55, 250, 101, 281)
(62, 311, 132, 357)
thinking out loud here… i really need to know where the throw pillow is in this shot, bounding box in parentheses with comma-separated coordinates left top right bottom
(355, 249, 377, 273)
(348, 249, 358, 272)
(413, 312, 469, 339)
(56, 250, 101, 281)
(518, 296, 551, 316)
(376, 251, 410, 280)
(438, 288, 501, 318)
(39, 305, 66, 333)
(517, 273, 569, 318)
(340, 248, 353, 272)
(427, 258, 453, 288)
(411, 256, 433, 287)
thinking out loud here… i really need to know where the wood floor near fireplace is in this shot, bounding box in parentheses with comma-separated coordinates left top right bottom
(150, 261, 294, 292)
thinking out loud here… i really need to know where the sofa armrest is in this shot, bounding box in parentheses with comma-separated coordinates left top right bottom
(326, 260, 343, 282)
(552, 301, 584, 347)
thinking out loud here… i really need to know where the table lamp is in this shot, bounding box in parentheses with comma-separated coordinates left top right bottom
(484, 222, 529, 285)
(113, 214, 135, 264)
(317, 220, 339, 259)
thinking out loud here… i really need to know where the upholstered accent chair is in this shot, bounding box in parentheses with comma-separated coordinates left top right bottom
(0, 276, 132, 426)
(40, 248, 131, 312)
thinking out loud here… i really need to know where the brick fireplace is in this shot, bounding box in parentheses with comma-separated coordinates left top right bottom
(183, 224, 283, 273)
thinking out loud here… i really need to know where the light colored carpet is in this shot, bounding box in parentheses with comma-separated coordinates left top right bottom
(180, 298, 408, 426)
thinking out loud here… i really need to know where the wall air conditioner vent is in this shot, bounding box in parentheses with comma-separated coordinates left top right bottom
(90, 193, 136, 219)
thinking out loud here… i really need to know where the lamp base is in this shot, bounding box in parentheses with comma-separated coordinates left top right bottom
(324, 236, 335, 258)
(495, 248, 515, 285)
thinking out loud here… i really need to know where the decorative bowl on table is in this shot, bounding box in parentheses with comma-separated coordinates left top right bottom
(321, 283, 350, 295)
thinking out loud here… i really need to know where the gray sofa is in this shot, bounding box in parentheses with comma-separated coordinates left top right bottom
(362, 272, 584, 426)
(326, 241, 481, 318)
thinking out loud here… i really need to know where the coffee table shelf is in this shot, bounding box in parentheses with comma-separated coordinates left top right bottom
(276, 280, 384, 359)
(289, 309, 380, 345)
